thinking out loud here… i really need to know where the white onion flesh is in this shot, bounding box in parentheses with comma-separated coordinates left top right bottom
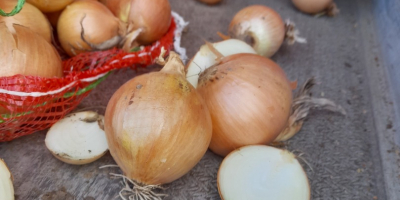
(218, 145, 310, 200)
(0, 159, 14, 200)
(186, 39, 256, 88)
(45, 111, 109, 165)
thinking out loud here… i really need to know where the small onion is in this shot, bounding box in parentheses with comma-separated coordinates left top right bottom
(186, 39, 256, 88)
(218, 145, 310, 200)
(0, 159, 14, 200)
(197, 53, 292, 157)
(104, 52, 212, 185)
(197, 0, 222, 5)
(0, 1, 52, 42)
(57, 0, 123, 56)
(0, 23, 62, 78)
(100, 0, 171, 44)
(292, 0, 338, 16)
(45, 111, 109, 165)
(27, 0, 74, 13)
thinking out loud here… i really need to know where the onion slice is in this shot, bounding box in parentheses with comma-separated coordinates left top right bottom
(218, 145, 310, 200)
(0, 159, 14, 200)
(45, 111, 109, 165)
(186, 39, 256, 88)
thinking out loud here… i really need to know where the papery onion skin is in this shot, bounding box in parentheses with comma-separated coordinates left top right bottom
(57, 0, 122, 56)
(104, 52, 212, 185)
(197, 53, 292, 157)
(229, 5, 285, 58)
(0, 23, 63, 78)
(292, 0, 333, 14)
(27, 0, 74, 13)
(100, 0, 171, 44)
(0, 1, 52, 43)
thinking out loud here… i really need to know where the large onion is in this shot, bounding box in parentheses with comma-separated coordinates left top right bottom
(104, 52, 212, 186)
(218, 145, 310, 200)
(100, 0, 171, 44)
(27, 0, 74, 13)
(0, 23, 62, 78)
(197, 53, 292, 157)
(57, 0, 123, 56)
(0, 1, 52, 43)
(0, 159, 14, 200)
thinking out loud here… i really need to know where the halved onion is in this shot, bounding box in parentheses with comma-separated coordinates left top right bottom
(45, 111, 108, 165)
(0, 159, 14, 200)
(218, 145, 310, 200)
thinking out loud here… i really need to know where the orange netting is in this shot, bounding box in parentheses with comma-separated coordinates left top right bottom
(0, 18, 177, 142)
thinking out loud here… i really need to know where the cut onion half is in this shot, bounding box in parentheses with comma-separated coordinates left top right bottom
(218, 145, 310, 200)
(186, 39, 256, 88)
(0, 159, 14, 200)
(45, 111, 109, 165)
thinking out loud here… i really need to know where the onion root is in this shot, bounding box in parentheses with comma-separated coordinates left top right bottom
(285, 19, 307, 45)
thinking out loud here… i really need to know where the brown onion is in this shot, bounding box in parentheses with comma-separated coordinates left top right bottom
(0, 1, 52, 43)
(104, 52, 212, 186)
(27, 0, 74, 13)
(100, 0, 171, 44)
(57, 0, 123, 56)
(198, 0, 222, 5)
(292, 0, 338, 16)
(197, 53, 292, 157)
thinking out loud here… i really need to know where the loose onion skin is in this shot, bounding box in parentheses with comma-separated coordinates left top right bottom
(27, 0, 74, 13)
(104, 52, 212, 185)
(0, 1, 52, 43)
(100, 0, 171, 44)
(57, 0, 122, 56)
(292, 0, 337, 16)
(229, 5, 285, 58)
(197, 53, 292, 157)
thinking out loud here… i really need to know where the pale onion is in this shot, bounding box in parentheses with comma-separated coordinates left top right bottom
(27, 0, 74, 13)
(218, 145, 310, 200)
(57, 0, 123, 56)
(186, 39, 256, 88)
(0, 1, 52, 43)
(45, 111, 109, 165)
(198, 0, 222, 5)
(197, 53, 292, 157)
(104, 52, 212, 186)
(0, 159, 14, 200)
(0, 23, 63, 78)
(229, 5, 306, 58)
(292, 0, 339, 16)
(100, 0, 171, 44)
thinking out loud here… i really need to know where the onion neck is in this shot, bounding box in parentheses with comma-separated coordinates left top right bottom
(160, 52, 186, 76)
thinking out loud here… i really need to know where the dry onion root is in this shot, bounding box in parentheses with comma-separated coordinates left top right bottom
(45, 111, 109, 165)
(229, 5, 306, 57)
(274, 77, 346, 142)
(0, 159, 14, 200)
(292, 0, 339, 17)
(103, 51, 212, 199)
(218, 145, 310, 200)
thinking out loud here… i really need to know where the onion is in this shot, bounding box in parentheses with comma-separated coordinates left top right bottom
(0, 159, 14, 200)
(197, 53, 292, 157)
(218, 145, 310, 200)
(104, 51, 212, 192)
(0, 1, 52, 43)
(45, 111, 109, 165)
(292, 0, 339, 16)
(186, 39, 256, 88)
(0, 23, 62, 78)
(198, 0, 222, 5)
(57, 0, 124, 56)
(27, 0, 74, 13)
(229, 5, 306, 58)
(99, 0, 171, 44)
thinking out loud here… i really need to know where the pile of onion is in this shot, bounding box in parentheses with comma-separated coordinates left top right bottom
(292, 0, 339, 16)
(218, 145, 310, 200)
(229, 5, 306, 58)
(0, 0, 52, 43)
(0, 159, 14, 200)
(99, 0, 172, 44)
(104, 51, 212, 198)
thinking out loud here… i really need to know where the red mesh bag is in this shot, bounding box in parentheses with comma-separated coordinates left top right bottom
(0, 17, 179, 142)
